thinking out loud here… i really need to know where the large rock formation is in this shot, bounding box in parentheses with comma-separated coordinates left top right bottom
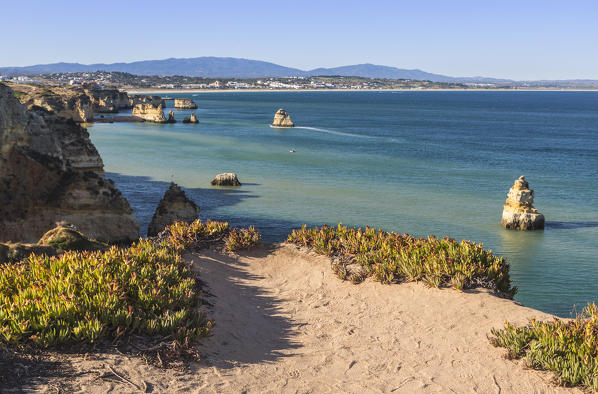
(211, 173, 241, 186)
(147, 183, 200, 236)
(501, 176, 545, 230)
(132, 103, 167, 123)
(174, 98, 198, 109)
(183, 113, 199, 124)
(85, 88, 130, 113)
(271, 108, 294, 127)
(0, 83, 139, 243)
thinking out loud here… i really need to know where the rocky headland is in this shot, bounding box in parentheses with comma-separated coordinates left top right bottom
(271, 108, 294, 127)
(174, 98, 198, 109)
(147, 183, 200, 236)
(501, 176, 545, 230)
(0, 82, 139, 243)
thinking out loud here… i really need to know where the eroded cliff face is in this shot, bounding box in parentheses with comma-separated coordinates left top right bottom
(85, 88, 131, 113)
(129, 94, 163, 107)
(132, 103, 167, 123)
(0, 83, 139, 243)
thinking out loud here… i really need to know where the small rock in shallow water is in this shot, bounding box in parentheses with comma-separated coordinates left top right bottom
(211, 173, 241, 186)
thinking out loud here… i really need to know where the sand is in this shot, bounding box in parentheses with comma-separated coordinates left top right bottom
(9, 244, 581, 393)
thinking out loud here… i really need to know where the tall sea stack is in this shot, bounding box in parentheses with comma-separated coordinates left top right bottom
(271, 109, 294, 127)
(501, 176, 545, 230)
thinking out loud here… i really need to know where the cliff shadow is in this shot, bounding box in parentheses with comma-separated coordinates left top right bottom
(189, 250, 301, 369)
(106, 172, 304, 241)
(545, 221, 598, 230)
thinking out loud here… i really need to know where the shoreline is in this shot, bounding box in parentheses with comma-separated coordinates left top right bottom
(125, 87, 598, 94)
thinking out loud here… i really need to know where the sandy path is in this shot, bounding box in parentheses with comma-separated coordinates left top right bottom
(18, 244, 580, 393)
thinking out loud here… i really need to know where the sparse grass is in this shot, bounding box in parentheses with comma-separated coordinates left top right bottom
(12, 90, 26, 99)
(287, 223, 515, 296)
(490, 303, 598, 391)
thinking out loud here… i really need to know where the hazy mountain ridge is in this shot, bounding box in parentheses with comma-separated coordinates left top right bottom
(1, 57, 595, 84)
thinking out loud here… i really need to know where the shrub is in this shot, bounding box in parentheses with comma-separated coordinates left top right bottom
(163, 219, 260, 252)
(0, 239, 210, 347)
(226, 226, 261, 252)
(490, 303, 598, 391)
(287, 223, 515, 296)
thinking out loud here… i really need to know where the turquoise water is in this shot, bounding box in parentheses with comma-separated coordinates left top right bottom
(88, 91, 598, 317)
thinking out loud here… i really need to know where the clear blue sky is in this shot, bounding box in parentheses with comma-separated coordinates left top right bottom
(2, 0, 597, 80)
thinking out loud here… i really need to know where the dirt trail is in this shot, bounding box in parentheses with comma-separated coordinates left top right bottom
(17, 244, 579, 393)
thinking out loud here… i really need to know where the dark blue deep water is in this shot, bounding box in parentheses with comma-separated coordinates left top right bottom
(88, 91, 598, 317)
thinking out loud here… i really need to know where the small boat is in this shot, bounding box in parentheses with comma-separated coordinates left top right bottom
(289, 149, 296, 153)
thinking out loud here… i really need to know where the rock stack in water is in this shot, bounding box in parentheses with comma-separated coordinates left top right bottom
(271, 108, 294, 127)
(174, 98, 198, 109)
(211, 173, 241, 186)
(147, 183, 200, 236)
(183, 113, 199, 124)
(132, 103, 167, 123)
(167, 110, 176, 123)
(501, 176, 545, 230)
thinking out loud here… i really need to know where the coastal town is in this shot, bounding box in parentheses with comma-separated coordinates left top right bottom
(3, 70, 597, 91)
(0, 71, 471, 90)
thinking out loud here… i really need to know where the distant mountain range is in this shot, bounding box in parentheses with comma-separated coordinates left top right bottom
(0, 57, 594, 85)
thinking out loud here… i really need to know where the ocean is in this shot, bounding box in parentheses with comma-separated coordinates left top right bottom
(87, 91, 598, 317)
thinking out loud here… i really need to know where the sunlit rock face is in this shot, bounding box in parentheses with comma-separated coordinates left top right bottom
(132, 103, 167, 123)
(501, 176, 545, 230)
(271, 108, 294, 127)
(174, 98, 198, 109)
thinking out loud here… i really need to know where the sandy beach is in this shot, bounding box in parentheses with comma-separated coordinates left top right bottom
(11, 244, 581, 393)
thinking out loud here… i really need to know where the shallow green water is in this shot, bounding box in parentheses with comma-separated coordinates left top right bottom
(88, 91, 598, 317)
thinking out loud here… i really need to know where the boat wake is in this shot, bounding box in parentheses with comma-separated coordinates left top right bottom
(294, 126, 374, 139)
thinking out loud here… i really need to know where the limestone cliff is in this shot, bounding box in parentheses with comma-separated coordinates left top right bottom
(147, 183, 200, 236)
(174, 98, 198, 109)
(132, 103, 167, 123)
(0, 83, 139, 243)
(9, 84, 94, 122)
(272, 108, 294, 127)
(501, 176, 545, 230)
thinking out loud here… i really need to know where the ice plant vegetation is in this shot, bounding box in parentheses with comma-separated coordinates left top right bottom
(163, 219, 261, 252)
(0, 219, 260, 347)
(287, 224, 515, 296)
(490, 303, 598, 391)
